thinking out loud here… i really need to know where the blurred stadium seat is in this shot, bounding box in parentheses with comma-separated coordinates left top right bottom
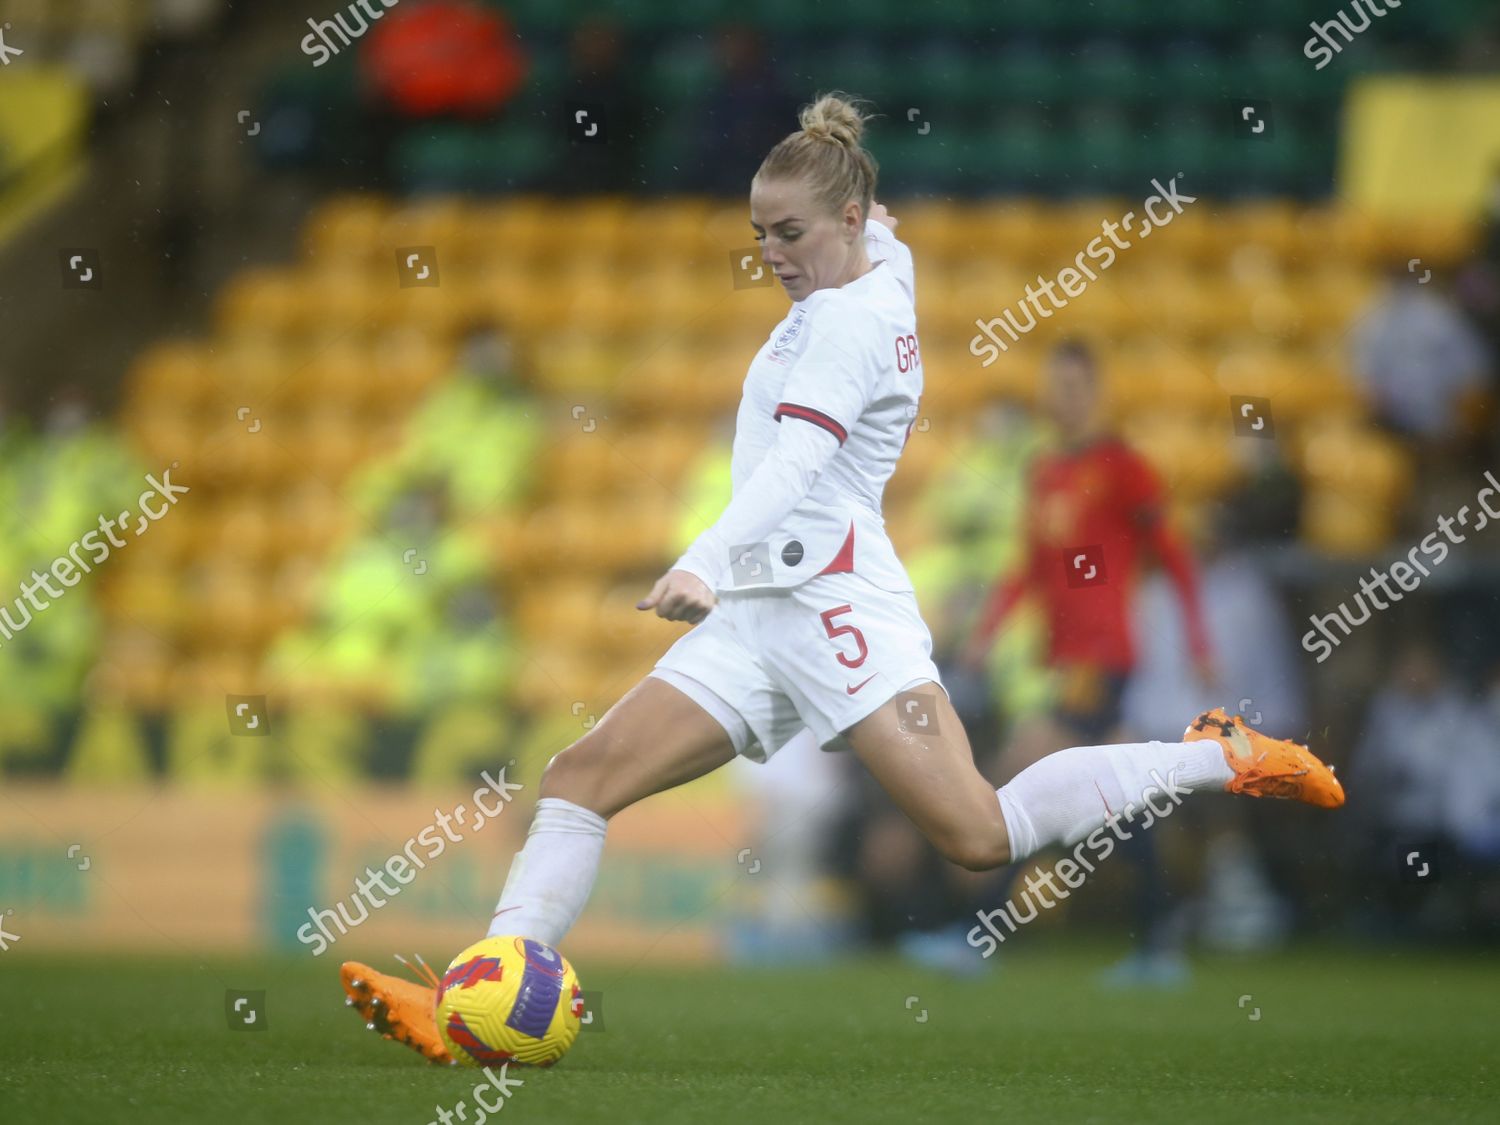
(61, 187, 1470, 717)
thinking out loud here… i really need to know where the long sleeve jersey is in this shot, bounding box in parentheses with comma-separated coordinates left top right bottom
(672, 221, 923, 595)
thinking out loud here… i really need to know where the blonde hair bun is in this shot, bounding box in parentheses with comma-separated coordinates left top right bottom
(799, 92, 868, 149)
(757, 90, 880, 220)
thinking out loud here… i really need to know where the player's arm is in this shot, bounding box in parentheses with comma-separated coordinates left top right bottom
(640, 297, 880, 623)
(668, 420, 845, 586)
(864, 206, 914, 302)
(1128, 457, 1214, 679)
(1148, 518, 1211, 663)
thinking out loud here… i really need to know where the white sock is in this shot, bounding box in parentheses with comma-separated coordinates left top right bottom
(996, 740, 1232, 863)
(486, 797, 607, 946)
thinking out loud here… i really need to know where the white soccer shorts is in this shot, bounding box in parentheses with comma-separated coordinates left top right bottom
(650, 570, 947, 762)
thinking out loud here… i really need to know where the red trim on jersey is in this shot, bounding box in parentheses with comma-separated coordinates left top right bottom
(816, 522, 856, 576)
(773, 402, 848, 445)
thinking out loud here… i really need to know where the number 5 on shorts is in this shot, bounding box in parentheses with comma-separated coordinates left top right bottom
(819, 604, 868, 668)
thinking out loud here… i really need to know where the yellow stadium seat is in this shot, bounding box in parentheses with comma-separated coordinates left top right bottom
(297, 262, 394, 332)
(1037, 199, 1124, 260)
(1296, 419, 1411, 491)
(279, 407, 363, 482)
(128, 340, 215, 411)
(122, 404, 191, 466)
(387, 283, 471, 336)
(1370, 213, 1477, 269)
(624, 199, 716, 257)
(215, 495, 279, 567)
(464, 195, 557, 271)
(1297, 265, 1378, 334)
(901, 201, 973, 269)
(1300, 489, 1393, 556)
(559, 196, 632, 252)
(295, 341, 369, 412)
(1122, 409, 1240, 500)
(375, 199, 468, 263)
(968, 200, 1047, 267)
(1294, 418, 1412, 553)
(215, 268, 313, 336)
(1219, 200, 1303, 262)
(370, 328, 450, 404)
(1134, 204, 1217, 267)
(100, 563, 182, 633)
(276, 484, 353, 555)
(302, 195, 389, 266)
(1293, 207, 1382, 268)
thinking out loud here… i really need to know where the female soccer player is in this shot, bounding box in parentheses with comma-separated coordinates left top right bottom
(343, 92, 1343, 1062)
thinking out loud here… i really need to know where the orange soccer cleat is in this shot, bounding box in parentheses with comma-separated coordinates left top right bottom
(1185, 708, 1345, 809)
(341, 956, 453, 1065)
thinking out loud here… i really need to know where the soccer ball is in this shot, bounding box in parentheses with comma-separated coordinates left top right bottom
(435, 935, 584, 1067)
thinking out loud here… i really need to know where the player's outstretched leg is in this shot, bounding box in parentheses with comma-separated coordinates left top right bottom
(341, 675, 736, 1062)
(483, 675, 736, 944)
(845, 687, 1342, 872)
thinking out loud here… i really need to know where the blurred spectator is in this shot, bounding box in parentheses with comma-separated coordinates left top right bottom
(350, 326, 541, 523)
(963, 341, 1215, 762)
(551, 19, 647, 194)
(1450, 664, 1500, 868)
(267, 476, 513, 715)
(688, 24, 797, 195)
(725, 730, 859, 964)
(1215, 441, 1303, 544)
(1350, 640, 1486, 841)
(269, 329, 539, 717)
(1124, 508, 1307, 742)
(1348, 268, 1491, 453)
(1348, 639, 1500, 939)
(332, 1, 529, 188)
(670, 419, 735, 554)
(363, 2, 527, 119)
(0, 388, 143, 725)
(906, 403, 1051, 722)
(1455, 162, 1500, 357)
(959, 340, 1216, 986)
(1124, 508, 1309, 957)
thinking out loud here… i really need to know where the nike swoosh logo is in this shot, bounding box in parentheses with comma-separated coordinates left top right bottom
(492, 906, 522, 920)
(846, 674, 877, 695)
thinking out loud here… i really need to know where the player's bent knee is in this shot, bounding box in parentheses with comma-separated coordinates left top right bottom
(536, 734, 612, 815)
(932, 828, 1011, 872)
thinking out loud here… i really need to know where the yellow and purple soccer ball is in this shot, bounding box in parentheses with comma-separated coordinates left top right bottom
(435, 936, 584, 1067)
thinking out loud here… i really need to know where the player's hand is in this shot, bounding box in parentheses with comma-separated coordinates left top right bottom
(637, 569, 716, 624)
(870, 201, 898, 232)
(1194, 656, 1220, 692)
(958, 637, 989, 672)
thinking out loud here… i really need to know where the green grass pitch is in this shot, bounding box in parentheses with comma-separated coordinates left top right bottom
(1, 943, 1493, 1123)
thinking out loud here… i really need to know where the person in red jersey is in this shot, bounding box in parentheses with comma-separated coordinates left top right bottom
(962, 338, 1216, 985)
(964, 339, 1214, 756)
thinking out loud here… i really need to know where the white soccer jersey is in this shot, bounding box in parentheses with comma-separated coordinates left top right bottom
(673, 220, 923, 594)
